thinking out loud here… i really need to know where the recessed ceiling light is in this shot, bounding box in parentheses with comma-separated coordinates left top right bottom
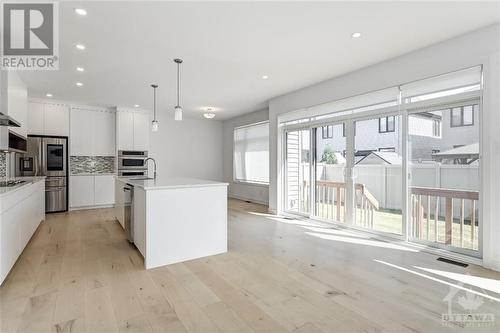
(46, 93, 53, 97)
(351, 32, 362, 38)
(74, 8, 87, 16)
(134, 104, 140, 108)
(76, 82, 83, 87)
(262, 75, 269, 80)
(75, 44, 85, 50)
(76, 66, 84, 72)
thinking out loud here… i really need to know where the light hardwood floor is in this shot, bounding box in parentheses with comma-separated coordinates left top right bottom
(1, 199, 499, 333)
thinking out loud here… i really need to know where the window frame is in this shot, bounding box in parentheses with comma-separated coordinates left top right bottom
(450, 105, 475, 128)
(379, 116, 396, 133)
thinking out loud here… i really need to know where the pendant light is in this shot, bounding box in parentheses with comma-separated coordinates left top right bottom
(174, 58, 183, 121)
(151, 84, 159, 131)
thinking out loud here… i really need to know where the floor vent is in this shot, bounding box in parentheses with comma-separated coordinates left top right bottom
(437, 257, 468, 267)
(245, 200, 252, 203)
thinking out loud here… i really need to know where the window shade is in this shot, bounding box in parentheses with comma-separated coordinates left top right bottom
(234, 122, 269, 184)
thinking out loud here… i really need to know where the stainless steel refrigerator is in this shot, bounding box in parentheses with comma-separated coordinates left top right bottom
(16, 136, 68, 213)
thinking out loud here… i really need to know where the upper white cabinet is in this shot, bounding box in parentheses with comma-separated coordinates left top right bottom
(70, 107, 116, 156)
(27, 102, 69, 136)
(7, 72, 28, 138)
(116, 109, 150, 151)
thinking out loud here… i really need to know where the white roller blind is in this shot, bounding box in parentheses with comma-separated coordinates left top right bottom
(234, 122, 269, 184)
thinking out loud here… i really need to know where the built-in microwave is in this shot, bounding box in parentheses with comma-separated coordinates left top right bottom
(118, 150, 148, 170)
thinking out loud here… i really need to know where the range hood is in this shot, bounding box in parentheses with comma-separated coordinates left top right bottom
(0, 112, 21, 127)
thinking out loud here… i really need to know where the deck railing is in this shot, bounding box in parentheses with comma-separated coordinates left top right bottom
(313, 181, 379, 226)
(410, 187, 479, 250)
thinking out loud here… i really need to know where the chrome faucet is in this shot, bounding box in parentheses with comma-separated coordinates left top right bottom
(144, 157, 157, 179)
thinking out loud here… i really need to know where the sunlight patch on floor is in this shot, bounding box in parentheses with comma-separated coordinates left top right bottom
(305, 232, 419, 252)
(414, 266, 500, 295)
(374, 259, 500, 303)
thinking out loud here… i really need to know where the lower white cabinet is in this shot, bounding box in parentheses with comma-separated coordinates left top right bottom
(0, 180, 45, 285)
(70, 175, 115, 209)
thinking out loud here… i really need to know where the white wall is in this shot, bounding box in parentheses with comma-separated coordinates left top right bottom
(223, 109, 269, 205)
(269, 24, 500, 270)
(150, 111, 224, 181)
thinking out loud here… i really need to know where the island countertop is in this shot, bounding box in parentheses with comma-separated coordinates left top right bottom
(115, 176, 228, 191)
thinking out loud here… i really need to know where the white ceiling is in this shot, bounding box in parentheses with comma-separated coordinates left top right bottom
(19, 1, 500, 120)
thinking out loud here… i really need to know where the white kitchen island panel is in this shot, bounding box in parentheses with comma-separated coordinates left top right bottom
(117, 177, 228, 269)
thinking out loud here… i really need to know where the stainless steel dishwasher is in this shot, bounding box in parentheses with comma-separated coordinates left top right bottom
(123, 183, 134, 242)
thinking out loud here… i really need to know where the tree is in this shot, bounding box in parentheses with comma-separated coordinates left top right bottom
(320, 145, 338, 164)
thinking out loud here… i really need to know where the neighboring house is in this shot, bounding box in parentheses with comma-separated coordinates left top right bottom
(316, 102, 479, 164)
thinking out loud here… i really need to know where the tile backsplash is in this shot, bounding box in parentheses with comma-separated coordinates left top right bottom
(70, 156, 115, 175)
(0, 152, 6, 177)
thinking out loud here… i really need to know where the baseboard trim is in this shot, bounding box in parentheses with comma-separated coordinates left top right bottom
(69, 204, 114, 211)
(228, 194, 268, 206)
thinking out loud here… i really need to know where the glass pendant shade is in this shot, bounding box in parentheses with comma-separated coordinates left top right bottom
(174, 106, 183, 121)
(151, 120, 159, 132)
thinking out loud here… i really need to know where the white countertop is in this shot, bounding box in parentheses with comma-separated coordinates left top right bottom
(116, 176, 228, 190)
(0, 176, 46, 197)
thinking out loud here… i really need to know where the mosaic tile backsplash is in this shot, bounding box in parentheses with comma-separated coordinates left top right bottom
(0, 152, 6, 177)
(70, 156, 115, 175)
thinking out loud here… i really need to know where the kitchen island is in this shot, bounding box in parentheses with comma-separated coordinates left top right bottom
(115, 177, 228, 269)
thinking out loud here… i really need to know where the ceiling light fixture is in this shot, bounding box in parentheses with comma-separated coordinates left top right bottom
(75, 44, 86, 50)
(151, 84, 159, 132)
(76, 82, 83, 87)
(74, 8, 87, 16)
(134, 104, 140, 108)
(174, 58, 183, 121)
(203, 108, 215, 119)
(262, 75, 269, 80)
(46, 93, 53, 97)
(76, 66, 84, 72)
(351, 32, 362, 38)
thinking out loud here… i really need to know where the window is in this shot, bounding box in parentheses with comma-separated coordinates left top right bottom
(233, 122, 269, 184)
(433, 119, 441, 137)
(378, 147, 395, 152)
(450, 104, 476, 127)
(321, 125, 333, 139)
(379, 116, 395, 133)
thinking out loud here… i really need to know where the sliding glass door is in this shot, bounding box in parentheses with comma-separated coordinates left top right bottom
(314, 123, 347, 223)
(353, 116, 403, 235)
(281, 66, 482, 258)
(408, 103, 480, 255)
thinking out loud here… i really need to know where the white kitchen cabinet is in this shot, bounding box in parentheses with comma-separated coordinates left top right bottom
(70, 175, 115, 209)
(0, 180, 45, 285)
(132, 112, 150, 151)
(117, 111, 134, 150)
(70, 108, 94, 156)
(70, 108, 115, 156)
(94, 175, 115, 206)
(27, 102, 69, 136)
(116, 109, 150, 151)
(27, 102, 44, 135)
(44, 104, 70, 136)
(69, 176, 95, 208)
(8, 72, 28, 138)
(93, 110, 116, 156)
